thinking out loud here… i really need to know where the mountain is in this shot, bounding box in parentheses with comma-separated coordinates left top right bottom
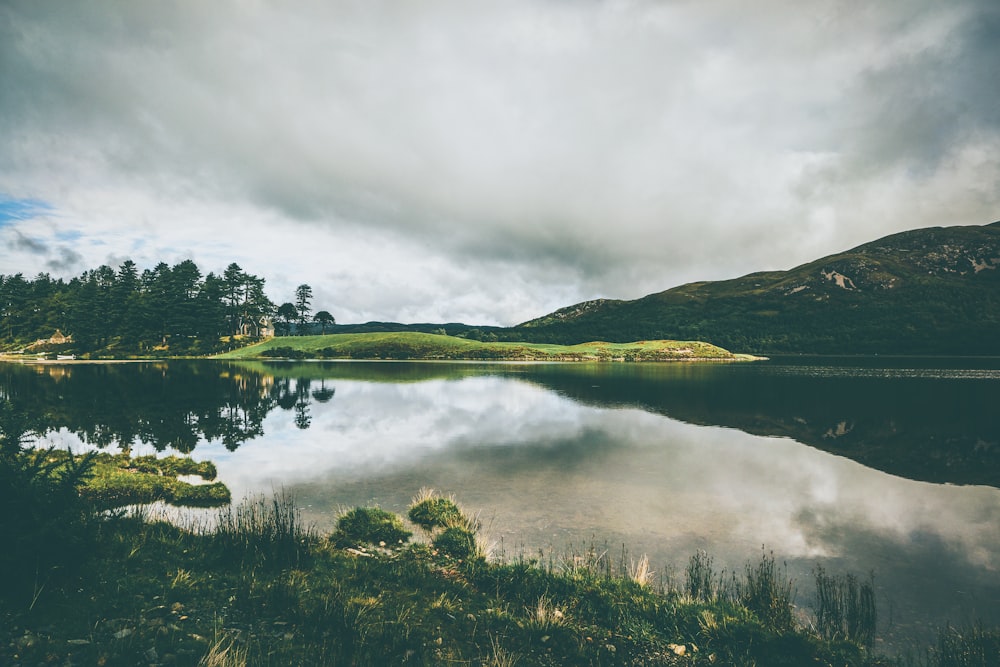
(513, 221, 1000, 355)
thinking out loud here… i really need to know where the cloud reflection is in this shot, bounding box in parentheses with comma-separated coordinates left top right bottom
(193, 376, 1000, 577)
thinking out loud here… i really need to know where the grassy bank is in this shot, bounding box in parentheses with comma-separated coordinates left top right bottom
(2, 441, 995, 665)
(2, 492, 880, 666)
(4, 472, 998, 666)
(214, 331, 753, 362)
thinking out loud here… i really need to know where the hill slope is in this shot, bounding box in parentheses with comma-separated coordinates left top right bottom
(515, 221, 1000, 354)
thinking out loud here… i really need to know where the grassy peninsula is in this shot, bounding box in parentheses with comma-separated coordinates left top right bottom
(215, 331, 753, 362)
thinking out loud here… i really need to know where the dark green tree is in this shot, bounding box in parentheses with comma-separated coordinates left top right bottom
(294, 284, 313, 330)
(313, 310, 335, 334)
(276, 302, 298, 336)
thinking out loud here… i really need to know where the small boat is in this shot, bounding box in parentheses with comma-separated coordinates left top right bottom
(56, 354, 76, 360)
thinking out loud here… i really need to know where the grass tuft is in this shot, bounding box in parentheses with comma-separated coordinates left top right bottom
(213, 491, 314, 569)
(408, 489, 466, 532)
(332, 506, 411, 549)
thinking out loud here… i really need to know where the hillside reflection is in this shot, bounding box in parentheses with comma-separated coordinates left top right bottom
(2, 358, 998, 488)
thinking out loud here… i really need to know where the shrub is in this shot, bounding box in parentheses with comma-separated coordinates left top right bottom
(433, 525, 478, 560)
(408, 493, 466, 532)
(738, 550, 795, 632)
(332, 507, 411, 548)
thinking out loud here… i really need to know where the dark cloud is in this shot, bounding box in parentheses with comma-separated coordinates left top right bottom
(46, 245, 83, 272)
(831, 1, 1000, 177)
(9, 230, 47, 255)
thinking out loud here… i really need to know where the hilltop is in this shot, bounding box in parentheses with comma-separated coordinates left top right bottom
(513, 221, 1000, 355)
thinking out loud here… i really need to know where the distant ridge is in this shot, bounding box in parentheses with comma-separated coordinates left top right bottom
(513, 221, 1000, 355)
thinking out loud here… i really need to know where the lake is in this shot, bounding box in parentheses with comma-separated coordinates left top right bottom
(3, 357, 999, 652)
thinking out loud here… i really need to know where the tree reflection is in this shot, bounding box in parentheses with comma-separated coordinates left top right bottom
(0, 361, 334, 452)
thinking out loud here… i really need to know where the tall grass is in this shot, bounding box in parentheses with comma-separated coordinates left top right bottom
(686, 550, 717, 601)
(199, 633, 248, 667)
(737, 549, 796, 631)
(212, 491, 314, 569)
(930, 623, 1000, 667)
(4, 478, 997, 667)
(814, 566, 877, 647)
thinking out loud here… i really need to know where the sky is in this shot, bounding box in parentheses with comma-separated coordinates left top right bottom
(1, 0, 999, 326)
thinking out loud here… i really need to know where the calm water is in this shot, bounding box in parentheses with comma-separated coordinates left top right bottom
(3, 357, 1000, 650)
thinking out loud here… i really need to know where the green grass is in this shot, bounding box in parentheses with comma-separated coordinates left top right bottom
(77, 451, 231, 509)
(214, 331, 750, 361)
(0, 491, 890, 667)
(3, 475, 995, 666)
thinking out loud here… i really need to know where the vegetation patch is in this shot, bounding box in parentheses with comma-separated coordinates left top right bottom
(216, 331, 750, 362)
(1, 465, 995, 666)
(76, 451, 231, 508)
(408, 487, 469, 532)
(332, 506, 412, 549)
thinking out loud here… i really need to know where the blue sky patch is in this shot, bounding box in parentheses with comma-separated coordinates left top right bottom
(0, 196, 54, 226)
(55, 229, 83, 242)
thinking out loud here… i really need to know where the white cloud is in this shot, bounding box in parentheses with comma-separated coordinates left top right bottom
(1, 0, 998, 324)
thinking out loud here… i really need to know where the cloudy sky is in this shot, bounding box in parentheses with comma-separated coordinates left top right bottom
(1, 1, 998, 325)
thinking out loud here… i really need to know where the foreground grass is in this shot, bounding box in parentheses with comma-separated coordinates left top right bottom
(1, 445, 994, 666)
(1, 487, 946, 667)
(215, 331, 752, 362)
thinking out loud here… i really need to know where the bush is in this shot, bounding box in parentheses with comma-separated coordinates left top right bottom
(408, 494, 465, 532)
(432, 525, 478, 560)
(738, 551, 795, 632)
(332, 507, 411, 548)
(260, 346, 308, 359)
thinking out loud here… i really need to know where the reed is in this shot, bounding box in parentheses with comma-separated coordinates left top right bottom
(686, 549, 717, 601)
(814, 566, 877, 647)
(930, 623, 1000, 667)
(736, 549, 796, 631)
(213, 491, 314, 569)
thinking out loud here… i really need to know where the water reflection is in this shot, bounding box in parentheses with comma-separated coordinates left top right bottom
(4, 358, 1000, 647)
(0, 361, 327, 451)
(2, 358, 999, 488)
(202, 372, 998, 647)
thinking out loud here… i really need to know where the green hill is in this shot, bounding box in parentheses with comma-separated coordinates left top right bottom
(215, 331, 749, 361)
(514, 221, 1000, 355)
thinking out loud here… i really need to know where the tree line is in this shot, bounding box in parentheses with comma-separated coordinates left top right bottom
(0, 259, 333, 354)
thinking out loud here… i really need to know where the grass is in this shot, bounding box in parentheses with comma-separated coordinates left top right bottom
(213, 331, 751, 362)
(1, 485, 965, 667)
(69, 450, 232, 509)
(0, 454, 993, 666)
